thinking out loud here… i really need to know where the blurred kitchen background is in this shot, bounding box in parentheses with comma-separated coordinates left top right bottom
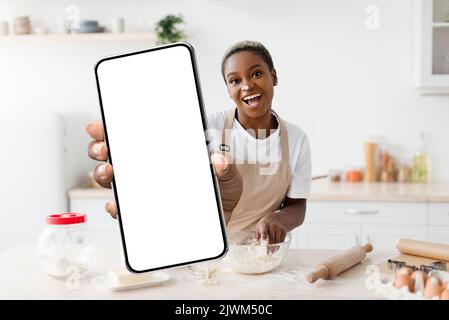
(1, 0, 449, 251)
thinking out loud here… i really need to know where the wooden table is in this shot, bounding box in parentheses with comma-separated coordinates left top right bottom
(0, 244, 395, 299)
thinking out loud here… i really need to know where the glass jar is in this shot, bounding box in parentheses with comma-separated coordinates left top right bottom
(397, 163, 412, 183)
(328, 169, 343, 182)
(37, 213, 97, 280)
(412, 152, 428, 183)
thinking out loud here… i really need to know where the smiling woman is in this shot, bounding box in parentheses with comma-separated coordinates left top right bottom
(221, 42, 277, 134)
(86, 40, 311, 246)
(207, 40, 312, 244)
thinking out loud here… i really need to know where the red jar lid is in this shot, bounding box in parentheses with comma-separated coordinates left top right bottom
(46, 213, 86, 225)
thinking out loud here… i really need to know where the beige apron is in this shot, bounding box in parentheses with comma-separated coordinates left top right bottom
(220, 108, 292, 231)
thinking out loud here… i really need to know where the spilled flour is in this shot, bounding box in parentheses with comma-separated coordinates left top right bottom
(188, 263, 220, 285)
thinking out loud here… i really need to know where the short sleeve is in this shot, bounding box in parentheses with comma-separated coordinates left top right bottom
(287, 134, 312, 199)
(206, 110, 226, 154)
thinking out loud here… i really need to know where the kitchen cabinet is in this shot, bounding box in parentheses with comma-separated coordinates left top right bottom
(293, 181, 449, 250)
(428, 203, 449, 225)
(68, 182, 449, 250)
(414, 0, 449, 94)
(360, 225, 427, 251)
(294, 200, 428, 250)
(428, 226, 449, 245)
(293, 224, 359, 250)
(69, 188, 121, 245)
(428, 203, 449, 245)
(303, 201, 427, 225)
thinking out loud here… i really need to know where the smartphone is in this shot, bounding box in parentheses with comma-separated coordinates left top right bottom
(94, 42, 228, 273)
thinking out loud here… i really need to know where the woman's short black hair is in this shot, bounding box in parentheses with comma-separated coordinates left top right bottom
(221, 40, 274, 82)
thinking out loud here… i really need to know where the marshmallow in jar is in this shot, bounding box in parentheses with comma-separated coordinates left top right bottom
(37, 213, 97, 280)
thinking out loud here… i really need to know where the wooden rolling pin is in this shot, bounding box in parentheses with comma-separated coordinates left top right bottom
(307, 244, 373, 283)
(396, 239, 449, 261)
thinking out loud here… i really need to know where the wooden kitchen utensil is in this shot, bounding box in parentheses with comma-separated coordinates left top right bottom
(396, 239, 449, 261)
(377, 239, 449, 275)
(307, 244, 373, 283)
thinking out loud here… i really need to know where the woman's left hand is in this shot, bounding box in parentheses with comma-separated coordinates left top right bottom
(255, 213, 287, 244)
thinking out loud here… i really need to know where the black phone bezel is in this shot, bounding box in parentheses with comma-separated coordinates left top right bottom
(94, 42, 228, 274)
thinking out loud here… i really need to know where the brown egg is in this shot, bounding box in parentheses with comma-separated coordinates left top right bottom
(396, 267, 413, 276)
(441, 288, 449, 300)
(411, 270, 428, 282)
(443, 282, 448, 290)
(424, 277, 443, 299)
(394, 274, 414, 292)
(411, 271, 427, 292)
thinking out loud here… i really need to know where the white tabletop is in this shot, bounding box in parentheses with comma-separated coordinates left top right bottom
(0, 244, 394, 300)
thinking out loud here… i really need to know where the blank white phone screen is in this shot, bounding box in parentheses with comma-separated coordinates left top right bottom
(95, 43, 226, 272)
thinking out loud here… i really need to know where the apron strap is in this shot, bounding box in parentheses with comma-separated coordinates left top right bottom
(272, 110, 290, 164)
(220, 107, 289, 163)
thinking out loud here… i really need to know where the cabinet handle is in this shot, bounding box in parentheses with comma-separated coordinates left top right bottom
(345, 209, 379, 215)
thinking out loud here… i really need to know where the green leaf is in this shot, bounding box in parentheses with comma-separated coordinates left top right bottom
(154, 14, 186, 44)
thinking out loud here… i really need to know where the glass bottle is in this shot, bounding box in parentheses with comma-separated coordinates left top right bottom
(412, 132, 428, 183)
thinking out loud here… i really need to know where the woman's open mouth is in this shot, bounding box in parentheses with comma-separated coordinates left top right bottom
(242, 93, 263, 109)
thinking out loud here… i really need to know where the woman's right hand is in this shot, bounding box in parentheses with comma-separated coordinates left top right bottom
(211, 152, 243, 224)
(86, 120, 117, 218)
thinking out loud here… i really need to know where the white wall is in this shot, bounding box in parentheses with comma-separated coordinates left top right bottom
(1, 0, 448, 181)
(0, 111, 66, 249)
(0, 0, 448, 246)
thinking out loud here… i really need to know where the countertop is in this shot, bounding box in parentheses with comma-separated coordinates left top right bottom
(69, 180, 449, 203)
(0, 244, 393, 300)
(309, 180, 449, 202)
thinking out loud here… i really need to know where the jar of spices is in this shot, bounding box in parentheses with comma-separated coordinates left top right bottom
(37, 213, 97, 280)
(328, 169, 342, 182)
(379, 148, 397, 183)
(397, 163, 412, 183)
(13, 16, 31, 35)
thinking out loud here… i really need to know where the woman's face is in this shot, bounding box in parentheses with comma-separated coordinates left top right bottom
(224, 51, 277, 119)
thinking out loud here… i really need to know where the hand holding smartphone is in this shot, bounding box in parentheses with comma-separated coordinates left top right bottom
(94, 42, 228, 273)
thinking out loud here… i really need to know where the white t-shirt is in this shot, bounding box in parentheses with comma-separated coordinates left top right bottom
(206, 109, 311, 199)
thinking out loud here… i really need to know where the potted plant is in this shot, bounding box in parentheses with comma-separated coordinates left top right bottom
(155, 14, 185, 45)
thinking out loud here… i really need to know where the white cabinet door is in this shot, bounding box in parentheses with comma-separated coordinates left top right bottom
(428, 204, 449, 245)
(361, 225, 428, 251)
(303, 200, 428, 250)
(346, 202, 426, 225)
(428, 203, 449, 226)
(305, 201, 363, 224)
(294, 224, 360, 250)
(70, 198, 121, 246)
(428, 226, 449, 245)
(306, 201, 426, 225)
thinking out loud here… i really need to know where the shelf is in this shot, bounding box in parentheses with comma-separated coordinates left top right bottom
(0, 32, 155, 43)
(433, 22, 449, 28)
